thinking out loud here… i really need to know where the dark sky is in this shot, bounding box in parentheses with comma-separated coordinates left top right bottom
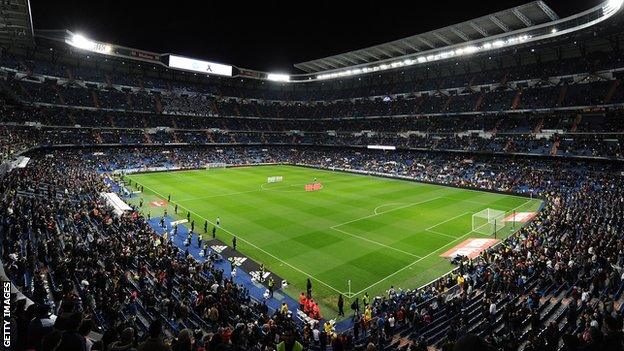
(30, 0, 602, 72)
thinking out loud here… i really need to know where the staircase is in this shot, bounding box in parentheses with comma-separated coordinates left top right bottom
(468, 76, 476, 87)
(503, 139, 514, 152)
(570, 114, 582, 133)
(126, 93, 133, 110)
(533, 117, 544, 133)
(91, 90, 100, 108)
(604, 80, 620, 104)
(431, 139, 440, 150)
(474, 93, 485, 111)
(556, 84, 568, 107)
(68, 113, 77, 126)
(206, 132, 215, 143)
(66, 68, 74, 81)
(52, 84, 65, 105)
(94, 132, 103, 144)
(107, 115, 116, 128)
(210, 101, 220, 116)
(511, 89, 522, 109)
(153, 94, 163, 113)
(443, 95, 453, 112)
(550, 140, 560, 156)
(500, 71, 510, 85)
(492, 119, 503, 134)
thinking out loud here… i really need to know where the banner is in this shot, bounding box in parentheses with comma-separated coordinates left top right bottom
(305, 183, 322, 192)
(168, 55, 233, 77)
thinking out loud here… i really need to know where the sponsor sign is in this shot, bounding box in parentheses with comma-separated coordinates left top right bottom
(441, 238, 499, 259)
(149, 200, 168, 207)
(504, 212, 536, 223)
(168, 55, 233, 77)
(305, 183, 323, 192)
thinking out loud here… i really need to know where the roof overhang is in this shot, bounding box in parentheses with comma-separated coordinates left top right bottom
(295, 1, 558, 73)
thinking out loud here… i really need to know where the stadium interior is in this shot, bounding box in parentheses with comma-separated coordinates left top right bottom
(2, 0, 624, 350)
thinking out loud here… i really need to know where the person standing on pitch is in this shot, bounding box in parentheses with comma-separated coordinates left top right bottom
(174, 204, 178, 214)
(186, 211, 190, 222)
(167, 194, 171, 202)
(212, 226, 216, 239)
(338, 294, 344, 316)
(268, 277, 275, 298)
(362, 292, 370, 306)
(216, 216, 220, 226)
(204, 220, 208, 233)
(191, 220, 195, 232)
(306, 278, 313, 298)
(232, 236, 237, 250)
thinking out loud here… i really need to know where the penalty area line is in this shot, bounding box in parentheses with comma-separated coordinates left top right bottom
(349, 226, 479, 297)
(330, 227, 421, 259)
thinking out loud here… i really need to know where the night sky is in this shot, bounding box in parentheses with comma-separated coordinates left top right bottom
(30, 0, 603, 72)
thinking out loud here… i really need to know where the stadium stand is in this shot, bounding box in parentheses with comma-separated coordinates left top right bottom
(2, 0, 624, 350)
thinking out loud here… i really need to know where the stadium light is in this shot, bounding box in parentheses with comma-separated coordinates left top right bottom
(367, 145, 396, 150)
(604, 0, 624, 14)
(267, 73, 291, 82)
(66, 34, 113, 54)
(317, 34, 531, 80)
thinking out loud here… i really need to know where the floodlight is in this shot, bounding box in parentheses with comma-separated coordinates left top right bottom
(267, 73, 290, 82)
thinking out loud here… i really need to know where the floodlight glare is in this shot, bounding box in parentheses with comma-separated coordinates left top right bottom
(608, 0, 624, 10)
(267, 73, 290, 82)
(66, 33, 112, 54)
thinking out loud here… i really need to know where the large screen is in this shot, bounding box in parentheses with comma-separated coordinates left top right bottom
(167, 55, 233, 77)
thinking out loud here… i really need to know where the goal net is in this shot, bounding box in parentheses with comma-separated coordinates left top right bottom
(267, 176, 283, 183)
(205, 162, 227, 170)
(472, 208, 506, 235)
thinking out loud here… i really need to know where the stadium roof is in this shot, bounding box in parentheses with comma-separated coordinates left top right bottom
(294, 1, 559, 73)
(0, 0, 34, 45)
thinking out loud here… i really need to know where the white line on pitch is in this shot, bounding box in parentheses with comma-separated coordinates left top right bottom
(177, 189, 261, 202)
(424, 228, 462, 239)
(425, 211, 471, 231)
(373, 203, 406, 215)
(350, 226, 477, 297)
(350, 197, 540, 296)
(330, 227, 421, 259)
(136, 181, 347, 296)
(331, 197, 443, 228)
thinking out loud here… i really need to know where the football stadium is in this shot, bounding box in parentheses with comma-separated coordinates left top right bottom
(0, 0, 623, 350)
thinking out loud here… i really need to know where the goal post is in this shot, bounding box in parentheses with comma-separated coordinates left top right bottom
(472, 208, 506, 235)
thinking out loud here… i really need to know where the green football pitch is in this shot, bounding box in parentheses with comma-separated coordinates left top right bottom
(125, 165, 542, 318)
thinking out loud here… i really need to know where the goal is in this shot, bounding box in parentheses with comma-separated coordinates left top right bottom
(472, 208, 506, 235)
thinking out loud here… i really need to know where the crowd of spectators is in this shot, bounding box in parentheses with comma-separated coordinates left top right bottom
(1, 144, 624, 351)
(0, 103, 623, 162)
(4, 77, 623, 119)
